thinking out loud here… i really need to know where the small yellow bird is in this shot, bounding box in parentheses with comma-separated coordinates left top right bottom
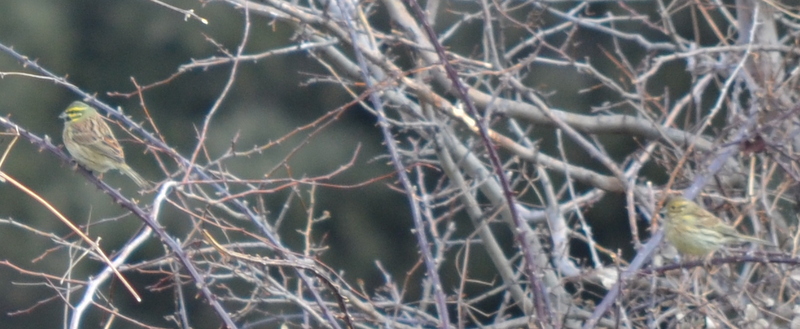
(663, 196, 772, 256)
(60, 101, 150, 188)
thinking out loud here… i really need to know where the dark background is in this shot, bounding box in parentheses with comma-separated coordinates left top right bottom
(0, 1, 655, 328)
(0, 1, 418, 328)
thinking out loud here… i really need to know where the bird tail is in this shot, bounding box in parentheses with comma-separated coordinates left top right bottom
(120, 165, 151, 189)
(737, 234, 775, 247)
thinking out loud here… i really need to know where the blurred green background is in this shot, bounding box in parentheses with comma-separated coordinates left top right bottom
(0, 1, 422, 328)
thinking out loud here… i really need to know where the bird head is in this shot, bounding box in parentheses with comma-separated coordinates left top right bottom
(59, 101, 98, 123)
(665, 196, 692, 218)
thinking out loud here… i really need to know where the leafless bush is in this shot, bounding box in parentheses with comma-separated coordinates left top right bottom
(2, 0, 800, 328)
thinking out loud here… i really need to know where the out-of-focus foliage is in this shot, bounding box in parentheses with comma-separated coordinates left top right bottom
(0, 1, 406, 328)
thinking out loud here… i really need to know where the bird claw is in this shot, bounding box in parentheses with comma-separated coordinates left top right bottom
(702, 251, 717, 268)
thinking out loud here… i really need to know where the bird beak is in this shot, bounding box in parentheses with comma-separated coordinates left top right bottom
(58, 112, 67, 119)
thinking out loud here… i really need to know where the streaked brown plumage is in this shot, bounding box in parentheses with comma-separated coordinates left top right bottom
(60, 101, 150, 188)
(663, 196, 772, 256)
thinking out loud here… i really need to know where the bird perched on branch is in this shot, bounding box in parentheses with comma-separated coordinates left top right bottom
(663, 196, 772, 256)
(60, 101, 150, 189)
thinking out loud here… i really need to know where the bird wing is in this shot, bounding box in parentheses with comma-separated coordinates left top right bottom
(71, 118, 126, 163)
(693, 207, 720, 227)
